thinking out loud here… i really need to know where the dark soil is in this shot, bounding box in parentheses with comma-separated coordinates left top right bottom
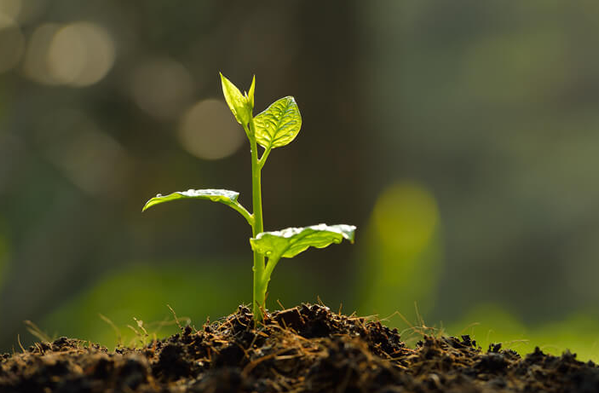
(1, 304, 598, 392)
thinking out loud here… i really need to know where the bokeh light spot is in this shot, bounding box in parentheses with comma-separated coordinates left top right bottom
(47, 22, 115, 87)
(373, 182, 439, 255)
(22, 23, 60, 84)
(0, 15, 24, 73)
(0, 0, 21, 20)
(130, 57, 193, 119)
(178, 99, 245, 160)
(35, 110, 131, 197)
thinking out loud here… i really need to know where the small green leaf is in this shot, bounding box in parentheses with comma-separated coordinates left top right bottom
(143, 189, 253, 225)
(254, 96, 302, 149)
(220, 73, 253, 125)
(247, 75, 255, 110)
(250, 224, 356, 259)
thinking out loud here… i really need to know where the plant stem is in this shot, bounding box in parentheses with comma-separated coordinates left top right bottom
(248, 120, 266, 322)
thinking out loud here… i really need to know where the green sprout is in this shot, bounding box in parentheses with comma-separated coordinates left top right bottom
(143, 74, 356, 322)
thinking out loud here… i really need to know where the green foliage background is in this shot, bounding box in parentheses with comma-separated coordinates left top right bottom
(1, 0, 599, 361)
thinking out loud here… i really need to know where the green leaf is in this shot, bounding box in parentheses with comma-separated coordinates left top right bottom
(254, 96, 302, 149)
(220, 73, 253, 125)
(247, 75, 255, 110)
(250, 224, 356, 259)
(143, 189, 253, 225)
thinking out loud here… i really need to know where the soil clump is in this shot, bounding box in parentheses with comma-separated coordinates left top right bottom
(1, 304, 598, 392)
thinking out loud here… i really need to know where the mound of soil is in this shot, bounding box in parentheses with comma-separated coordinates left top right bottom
(1, 304, 598, 392)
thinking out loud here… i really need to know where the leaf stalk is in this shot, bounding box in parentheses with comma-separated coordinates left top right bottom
(258, 146, 272, 170)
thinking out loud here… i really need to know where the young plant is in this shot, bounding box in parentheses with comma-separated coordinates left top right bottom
(143, 74, 356, 322)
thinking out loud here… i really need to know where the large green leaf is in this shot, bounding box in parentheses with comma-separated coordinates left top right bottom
(254, 96, 302, 149)
(220, 73, 254, 125)
(143, 189, 252, 225)
(250, 224, 356, 259)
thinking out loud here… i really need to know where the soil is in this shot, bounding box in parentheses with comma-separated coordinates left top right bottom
(1, 304, 598, 393)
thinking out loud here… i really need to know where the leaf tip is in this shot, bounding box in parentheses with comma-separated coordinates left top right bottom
(248, 75, 256, 107)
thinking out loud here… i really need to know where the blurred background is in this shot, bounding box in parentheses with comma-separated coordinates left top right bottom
(1, 0, 599, 360)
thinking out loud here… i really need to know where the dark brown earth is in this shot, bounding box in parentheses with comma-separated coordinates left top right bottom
(1, 304, 599, 392)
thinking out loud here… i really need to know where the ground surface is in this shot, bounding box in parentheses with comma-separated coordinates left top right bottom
(1, 304, 599, 392)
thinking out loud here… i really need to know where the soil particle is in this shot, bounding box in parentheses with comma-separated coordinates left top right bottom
(1, 304, 598, 392)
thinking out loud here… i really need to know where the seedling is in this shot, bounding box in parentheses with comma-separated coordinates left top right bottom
(143, 74, 356, 321)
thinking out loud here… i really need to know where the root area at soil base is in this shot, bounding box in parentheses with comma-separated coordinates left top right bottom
(1, 304, 598, 392)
